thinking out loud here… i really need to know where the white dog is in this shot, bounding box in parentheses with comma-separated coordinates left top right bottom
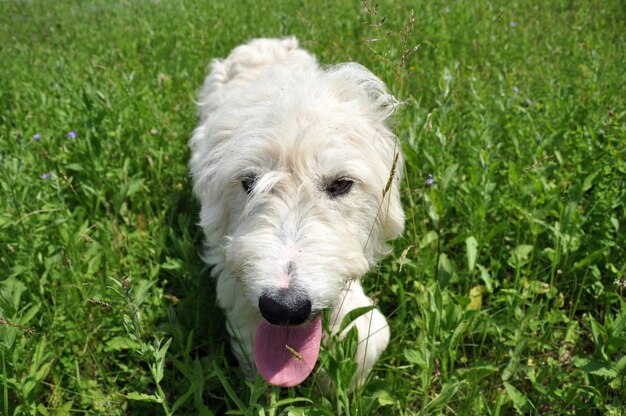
(189, 37, 404, 388)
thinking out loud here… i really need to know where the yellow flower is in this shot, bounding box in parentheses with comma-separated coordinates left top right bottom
(468, 285, 486, 310)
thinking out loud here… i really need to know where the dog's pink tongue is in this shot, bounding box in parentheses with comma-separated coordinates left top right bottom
(253, 316, 322, 387)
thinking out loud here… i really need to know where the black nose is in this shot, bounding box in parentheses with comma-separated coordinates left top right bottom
(258, 288, 311, 326)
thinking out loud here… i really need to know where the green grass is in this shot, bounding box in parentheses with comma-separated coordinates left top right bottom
(1, 0, 625, 414)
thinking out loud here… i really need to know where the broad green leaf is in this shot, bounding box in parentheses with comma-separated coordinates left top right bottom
(573, 249, 605, 270)
(105, 336, 141, 351)
(503, 382, 528, 413)
(614, 355, 626, 372)
(437, 253, 454, 288)
(36, 404, 50, 416)
(338, 305, 376, 335)
(423, 194, 439, 228)
(20, 304, 40, 326)
(419, 230, 438, 249)
(127, 177, 145, 196)
(153, 338, 172, 383)
(126, 392, 162, 403)
(509, 244, 534, 268)
(610, 310, 626, 338)
(373, 390, 395, 406)
(65, 163, 84, 172)
(404, 348, 426, 367)
(465, 236, 478, 273)
(477, 264, 494, 293)
(423, 380, 466, 413)
(574, 357, 618, 378)
(582, 172, 597, 192)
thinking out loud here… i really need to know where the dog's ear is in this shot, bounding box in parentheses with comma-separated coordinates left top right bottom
(326, 63, 400, 122)
(327, 64, 405, 243)
(381, 149, 405, 241)
(364, 144, 404, 262)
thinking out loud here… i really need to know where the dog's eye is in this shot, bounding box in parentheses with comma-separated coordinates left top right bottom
(326, 178, 353, 197)
(241, 176, 257, 194)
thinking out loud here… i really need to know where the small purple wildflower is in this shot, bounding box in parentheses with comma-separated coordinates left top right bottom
(525, 98, 534, 106)
(67, 131, 76, 139)
(40, 172, 51, 180)
(33, 132, 41, 141)
(510, 21, 518, 28)
(512, 86, 519, 94)
(426, 174, 435, 187)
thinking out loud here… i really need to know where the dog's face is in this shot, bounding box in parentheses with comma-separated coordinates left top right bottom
(190, 64, 404, 324)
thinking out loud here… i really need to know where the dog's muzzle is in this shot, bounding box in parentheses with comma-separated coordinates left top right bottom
(258, 288, 311, 326)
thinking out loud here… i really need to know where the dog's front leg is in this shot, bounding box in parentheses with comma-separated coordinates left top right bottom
(329, 281, 390, 387)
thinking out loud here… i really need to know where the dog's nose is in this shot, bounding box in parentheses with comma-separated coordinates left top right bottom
(258, 289, 311, 326)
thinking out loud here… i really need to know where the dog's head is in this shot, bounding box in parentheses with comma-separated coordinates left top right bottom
(189, 62, 404, 324)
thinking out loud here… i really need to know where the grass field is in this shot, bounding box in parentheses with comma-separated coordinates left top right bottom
(1, 0, 625, 414)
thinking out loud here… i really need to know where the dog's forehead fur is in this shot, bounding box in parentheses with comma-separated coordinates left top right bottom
(196, 71, 399, 200)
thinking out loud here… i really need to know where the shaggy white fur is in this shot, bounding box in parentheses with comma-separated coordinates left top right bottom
(189, 37, 404, 387)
